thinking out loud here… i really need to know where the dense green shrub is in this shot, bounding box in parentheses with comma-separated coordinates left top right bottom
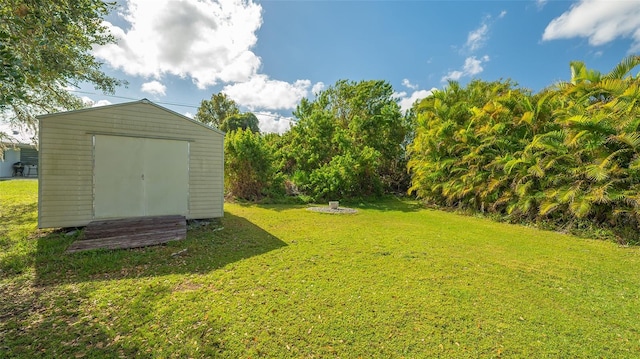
(224, 129, 283, 200)
(278, 79, 409, 200)
(303, 146, 381, 201)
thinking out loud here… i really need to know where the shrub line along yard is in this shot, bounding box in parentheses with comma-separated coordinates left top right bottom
(1, 180, 640, 357)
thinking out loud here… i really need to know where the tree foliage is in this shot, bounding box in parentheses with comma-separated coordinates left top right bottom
(408, 79, 545, 211)
(279, 79, 409, 200)
(526, 55, 640, 227)
(220, 112, 260, 133)
(195, 92, 239, 128)
(224, 129, 282, 200)
(0, 0, 125, 133)
(408, 55, 640, 243)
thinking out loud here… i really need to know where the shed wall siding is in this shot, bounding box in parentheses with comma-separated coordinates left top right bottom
(39, 102, 223, 228)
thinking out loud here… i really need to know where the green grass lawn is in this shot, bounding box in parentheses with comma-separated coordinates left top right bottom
(1, 180, 640, 358)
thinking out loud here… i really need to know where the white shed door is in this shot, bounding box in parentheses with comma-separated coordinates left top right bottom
(94, 135, 189, 219)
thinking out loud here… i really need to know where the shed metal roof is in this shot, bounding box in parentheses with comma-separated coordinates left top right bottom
(37, 98, 225, 137)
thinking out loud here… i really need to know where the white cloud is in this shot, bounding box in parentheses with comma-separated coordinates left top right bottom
(464, 55, 489, 75)
(463, 11, 506, 53)
(441, 55, 490, 82)
(311, 82, 325, 95)
(466, 23, 489, 52)
(222, 75, 314, 110)
(81, 97, 112, 107)
(94, 0, 263, 89)
(184, 111, 194, 119)
(542, 0, 640, 52)
(442, 71, 463, 82)
(141, 80, 166, 96)
(255, 111, 293, 134)
(536, 0, 548, 10)
(402, 79, 419, 90)
(93, 100, 113, 107)
(395, 89, 436, 113)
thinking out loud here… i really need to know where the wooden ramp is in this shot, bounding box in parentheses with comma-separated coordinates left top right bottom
(66, 215, 187, 253)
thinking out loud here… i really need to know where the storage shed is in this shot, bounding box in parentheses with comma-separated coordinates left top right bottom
(37, 99, 224, 228)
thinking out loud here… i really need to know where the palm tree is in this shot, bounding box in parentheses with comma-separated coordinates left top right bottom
(535, 55, 640, 230)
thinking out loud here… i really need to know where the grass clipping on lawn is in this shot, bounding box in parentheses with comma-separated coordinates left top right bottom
(2, 179, 640, 358)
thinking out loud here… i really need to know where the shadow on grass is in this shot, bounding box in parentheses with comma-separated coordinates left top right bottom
(0, 283, 148, 358)
(233, 196, 423, 213)
(232, 200, 306, 213)
(1, 278, 228, 358)
(0, 202, 39, 279)
(33, 212, 287, 286)
(349, 196, 423, 213)
(1, 202, 38, 228)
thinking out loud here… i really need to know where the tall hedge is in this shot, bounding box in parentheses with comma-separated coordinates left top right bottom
(408, 56, 640, 242)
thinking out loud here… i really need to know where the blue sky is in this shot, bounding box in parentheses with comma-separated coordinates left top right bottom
(71, 0, 640, 133)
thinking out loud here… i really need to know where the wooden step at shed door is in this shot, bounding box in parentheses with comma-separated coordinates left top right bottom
(66, 215, 187, 253)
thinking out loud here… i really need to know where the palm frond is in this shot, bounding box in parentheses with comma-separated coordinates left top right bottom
(604, 55, 640, 80)
(569, 197, 592, 218)
(585, 164, 609, 182)
(607, 132, 640, 149)
(539, 200, 560, 216)
(527, 163, 545, 178)
(558, 185, 582, 204)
